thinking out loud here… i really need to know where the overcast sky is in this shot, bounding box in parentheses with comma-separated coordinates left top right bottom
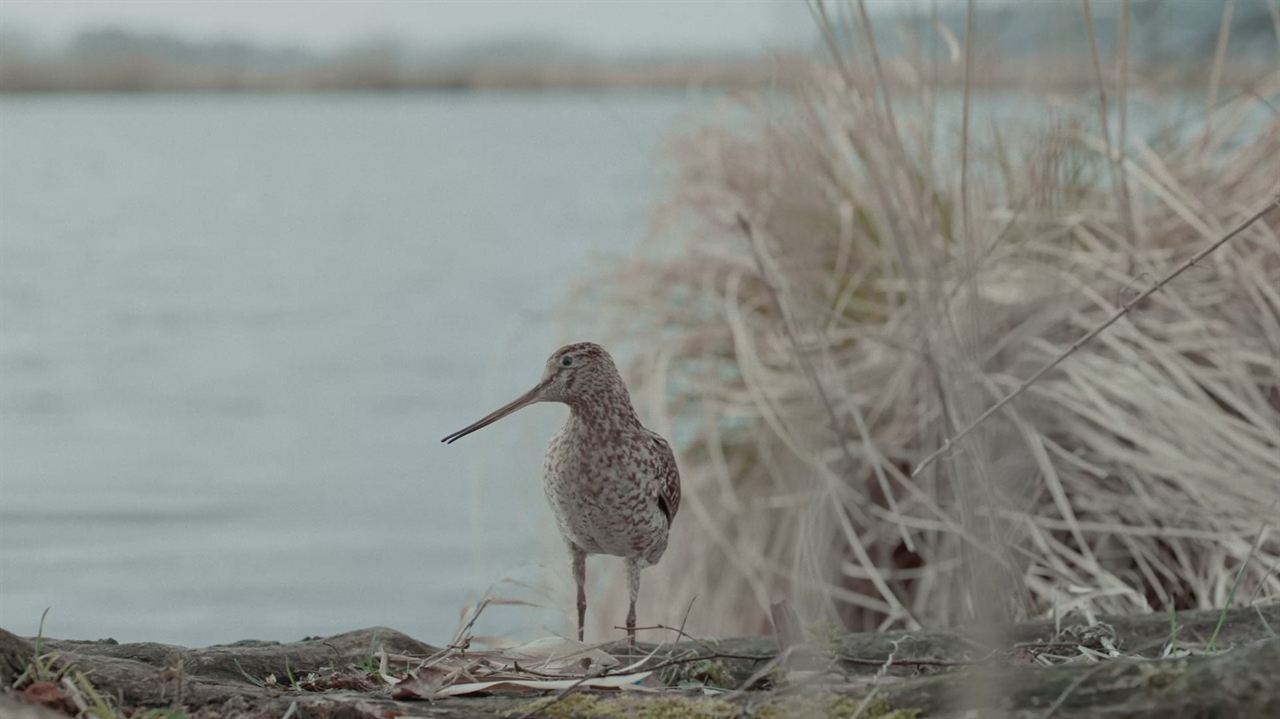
(0, 0, 819, 55)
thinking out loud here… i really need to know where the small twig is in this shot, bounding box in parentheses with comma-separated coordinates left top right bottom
(448, 591, 538, 650)
(449, 597, 491, 648)
(619, 623, 762, 661)
(508, 661, 591, 680)
(911, 195, 1280, 480)
(676, 594, 698, 643)
(608, 650, 766, 678)
(511, 674, 593, 719)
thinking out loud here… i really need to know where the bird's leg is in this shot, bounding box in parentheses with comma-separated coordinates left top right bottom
(571, 546, 586, 642)
(625, 557, 641, 652)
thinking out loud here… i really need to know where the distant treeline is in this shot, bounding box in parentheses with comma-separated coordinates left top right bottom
(0, 0, 1274, 93)
(0, 27, 775, 92)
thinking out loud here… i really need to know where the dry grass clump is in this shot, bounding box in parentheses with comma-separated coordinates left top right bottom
(573, 13, 1280, 637)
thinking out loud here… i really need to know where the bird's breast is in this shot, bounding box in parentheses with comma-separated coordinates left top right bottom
(542, 430, 668, 562)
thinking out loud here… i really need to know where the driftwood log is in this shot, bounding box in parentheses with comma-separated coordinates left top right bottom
(2, 604, 1276, 718)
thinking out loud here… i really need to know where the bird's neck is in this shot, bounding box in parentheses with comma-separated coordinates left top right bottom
(566, 386, 642, 432)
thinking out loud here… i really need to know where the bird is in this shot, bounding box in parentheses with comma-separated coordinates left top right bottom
(441, 342, 680, 649)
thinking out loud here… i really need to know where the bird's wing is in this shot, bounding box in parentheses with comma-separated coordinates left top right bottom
(648, 432, 681, 525)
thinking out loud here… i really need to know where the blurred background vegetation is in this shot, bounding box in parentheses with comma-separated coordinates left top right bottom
(0, 0, 1275, 92)
(570, 0, 1280, 637)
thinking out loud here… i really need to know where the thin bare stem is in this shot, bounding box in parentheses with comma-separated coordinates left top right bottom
(1080, 0, 1113, 163)
(1116, 0, 1136, 248)
(808, 0, 859, 91)
(1202, 0, 1236, 156)
(854, 0, 906, 158)
(960, 0, 975, 253)
(1082, 0, 1138, 250)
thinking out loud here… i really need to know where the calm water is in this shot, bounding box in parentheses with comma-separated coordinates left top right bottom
(0, 93, 693, 645)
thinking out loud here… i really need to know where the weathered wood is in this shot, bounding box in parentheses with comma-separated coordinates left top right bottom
(878, 638, 1279, 718)
(35, 627, 437, 709)
(1, 628, 36, 687)
(603, 603, 1280, 680)
(2, 605, 1276, 718)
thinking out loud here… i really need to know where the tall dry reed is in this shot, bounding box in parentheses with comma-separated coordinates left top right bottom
(571, 9, 1280, 637)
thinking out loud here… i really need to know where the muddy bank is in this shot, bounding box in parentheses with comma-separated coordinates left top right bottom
(3, 605, 1277, 718)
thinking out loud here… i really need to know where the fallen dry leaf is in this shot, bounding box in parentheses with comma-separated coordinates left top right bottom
(389, 665, 451, 700)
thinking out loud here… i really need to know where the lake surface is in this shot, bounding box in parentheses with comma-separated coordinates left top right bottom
(0, 92, 695, 645)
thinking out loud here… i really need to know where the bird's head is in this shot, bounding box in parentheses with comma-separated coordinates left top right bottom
(535, 342, 619, 403)
(441, 342, 621, 444)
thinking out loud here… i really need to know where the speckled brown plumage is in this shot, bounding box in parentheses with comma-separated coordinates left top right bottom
(442, 342, 680, 647)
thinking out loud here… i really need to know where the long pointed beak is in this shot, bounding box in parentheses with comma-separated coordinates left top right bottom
(441, 379, 548, 444)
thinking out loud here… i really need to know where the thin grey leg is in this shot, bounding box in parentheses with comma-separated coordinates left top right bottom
(625, 557, 641, 650)
(571, 546, 586, 642)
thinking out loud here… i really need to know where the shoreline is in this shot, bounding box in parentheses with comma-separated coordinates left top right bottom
(2, 58, 1274, 95)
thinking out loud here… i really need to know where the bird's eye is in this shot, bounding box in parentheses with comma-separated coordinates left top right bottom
(560, 356, 574, 367)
